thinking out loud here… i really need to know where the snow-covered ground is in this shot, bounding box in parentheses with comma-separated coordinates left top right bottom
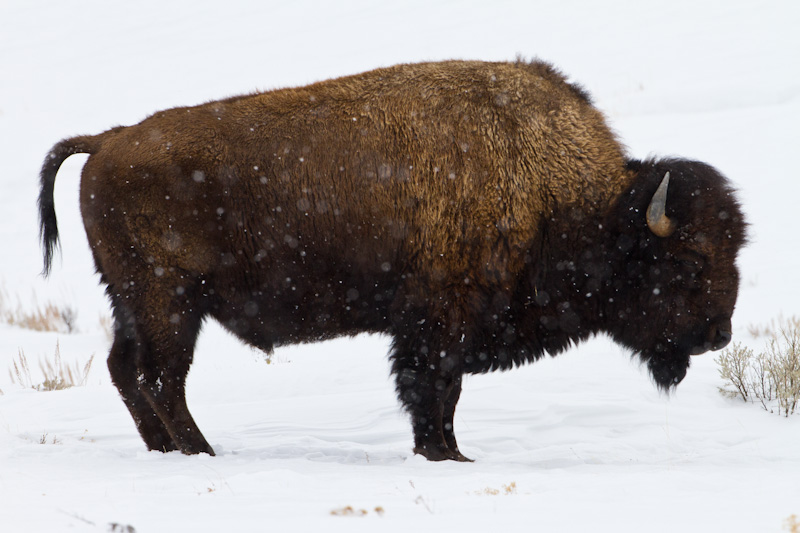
(1, 1, 799, 531)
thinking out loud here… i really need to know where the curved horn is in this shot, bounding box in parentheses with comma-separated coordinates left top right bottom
(646, 172, 677, 238)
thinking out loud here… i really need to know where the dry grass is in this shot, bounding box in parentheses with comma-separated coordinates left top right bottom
(9, 341, 94, 392)
(99, 313, 114, 342)
(748, 315, 800, 339)
(108, 524, 137, 533)
(330, 506, 384, 517)
(0, 283, 77, 333)
(475, 481, 518, 496)
(38, 433, 61, 445)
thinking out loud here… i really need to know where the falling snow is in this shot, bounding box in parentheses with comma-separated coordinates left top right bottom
(1, 2, 799, 533)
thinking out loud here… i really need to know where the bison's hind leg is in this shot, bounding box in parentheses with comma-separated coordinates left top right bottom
(107, 280, 213, 455)
(107, 302, 178, 452)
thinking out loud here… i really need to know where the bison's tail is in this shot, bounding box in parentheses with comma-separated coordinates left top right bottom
(39, 135, 99, 276)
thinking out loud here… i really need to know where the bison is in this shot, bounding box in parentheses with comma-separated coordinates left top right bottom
(39, 59, 746, 461)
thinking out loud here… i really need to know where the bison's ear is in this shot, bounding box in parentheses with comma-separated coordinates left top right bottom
(646, 172, 677, 238)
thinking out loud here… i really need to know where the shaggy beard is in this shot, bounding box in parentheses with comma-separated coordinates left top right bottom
(640, 348, 692, 393)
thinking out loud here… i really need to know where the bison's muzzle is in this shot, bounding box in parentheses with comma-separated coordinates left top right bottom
(690, 319, 733, 356)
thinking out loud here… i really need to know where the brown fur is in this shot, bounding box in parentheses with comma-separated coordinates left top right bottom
(39, 59, 746, 461)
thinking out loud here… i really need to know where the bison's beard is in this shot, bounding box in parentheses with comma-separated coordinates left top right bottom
(641, 347, 692, 392)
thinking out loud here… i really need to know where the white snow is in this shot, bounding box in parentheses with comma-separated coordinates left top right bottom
(1, 1, 799, 531)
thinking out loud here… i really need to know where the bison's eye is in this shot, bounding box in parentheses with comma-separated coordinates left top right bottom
(675, 250, 705, 271)
(680, 258, 704, 275)
(671, 253, 705, 284)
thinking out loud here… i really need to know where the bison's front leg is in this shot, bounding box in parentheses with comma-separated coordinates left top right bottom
(390, 327, 472, 462)
(441, 375, 472, 461)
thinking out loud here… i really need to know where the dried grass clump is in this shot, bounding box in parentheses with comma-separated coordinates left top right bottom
(717, 317, 800, 417)
(748, 315, 800, 339)
(38, 433, 61, 445)
(474, 481, 518, 496)
(330, 506, 384, 517)
(0, 283, 77, 333)
(9, 342, 94, 391)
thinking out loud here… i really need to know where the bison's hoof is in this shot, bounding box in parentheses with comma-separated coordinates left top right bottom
(453, 451, 474, 463)
(413, 445, 473, 462)
(174, 440, 216, 456)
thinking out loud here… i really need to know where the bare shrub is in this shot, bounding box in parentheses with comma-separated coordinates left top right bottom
(9, 342, 94, 391)
(717, 317, 800, 416)
(764, 326, 800, 416)
(716, 343, 753, 402)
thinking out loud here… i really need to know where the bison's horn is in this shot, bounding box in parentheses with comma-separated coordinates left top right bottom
(646, 172, 677, 238)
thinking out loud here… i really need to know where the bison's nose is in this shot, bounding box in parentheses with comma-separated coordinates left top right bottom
(712, 329, 732, 351)
(691, 322, 733, 356)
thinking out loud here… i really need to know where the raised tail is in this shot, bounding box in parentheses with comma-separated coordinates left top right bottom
(39, 135, 99, 276)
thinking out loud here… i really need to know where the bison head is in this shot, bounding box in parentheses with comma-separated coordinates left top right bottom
(607, 158, 747, 390)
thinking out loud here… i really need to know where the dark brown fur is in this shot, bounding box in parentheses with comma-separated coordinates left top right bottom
(39, 59, 746, 461)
